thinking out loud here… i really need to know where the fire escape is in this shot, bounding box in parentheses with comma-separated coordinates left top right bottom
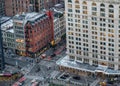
(25, 25, 31, 56)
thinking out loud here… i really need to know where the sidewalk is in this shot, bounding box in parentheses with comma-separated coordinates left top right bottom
(90, 78, 100, 86)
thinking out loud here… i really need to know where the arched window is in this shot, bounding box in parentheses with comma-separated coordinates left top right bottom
(68, 0, 72, 2)
(100, 3, 105, 7)
(109, 5, 114, 13)
(82, 1, 87, 5)
(92, 2, 96, 6)
(109, 5, 114, 8)
(75, 0, 79, 3)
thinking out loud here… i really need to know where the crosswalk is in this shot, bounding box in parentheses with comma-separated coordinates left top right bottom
(25, 75, 44, 81)
(50, 71, 60, 79)
(90, 78, 100, 86)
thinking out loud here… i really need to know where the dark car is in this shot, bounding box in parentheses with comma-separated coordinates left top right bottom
(60, 76, 66, 79)
(51, 54, 56, 57)
(73, 76, 81, 80)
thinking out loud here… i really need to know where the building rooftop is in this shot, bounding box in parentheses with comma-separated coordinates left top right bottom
(84, 0, 120, 4)
(56, 56, 120, 75)
(1, 17, 13, 31)
(53, 12, 64, 23)
(57, 56, 96, 72)
(14, 12, 48, 25)
(54, 12, 63, 18)
(7, 29, 14, 33)
(1, 17, 11, 24)
(54, 3, 64, 9)
(53, 8, 64, 14)
(14, 12, 47, 21)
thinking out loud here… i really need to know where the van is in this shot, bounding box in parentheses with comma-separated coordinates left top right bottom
(31, 79, 36, 83)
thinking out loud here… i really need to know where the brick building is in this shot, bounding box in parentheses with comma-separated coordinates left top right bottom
(5, 0, 61, 16)
(13, 11, 54, 57)
(34, 0, 60, 12)
(5, 0, 30, 16)
(25, 11, 54, 57)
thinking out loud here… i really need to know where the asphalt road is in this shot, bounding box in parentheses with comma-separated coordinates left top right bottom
(5, 57, 30, 68)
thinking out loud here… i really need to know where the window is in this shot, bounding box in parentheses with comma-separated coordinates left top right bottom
(76, 33, 81, 37)
(76, 42, 81, 45)
(108, 33, 114, 37)
(83, 1, 87, 5)
(69, 56, 75, 60)
(75, 5, 80, 9)
(92, 17, 97, 21)
(75, 10, 80, 13)
(108, 39, 114, 42)
(83, 6, 87, 9)
(100, 18, 106, 22)
(68, 0, 72, 2)
(92, 2, 96, 6)
(108, 29, 114, 33)
(108, 48, 114, 51)
(100, 56, 106, 60)
(118, 65, 120, 70)
(92, 49, 98, 53)
(83, 11, 87, 14)
(108, 19, 114, 23)
(82, 20, 88, 24)
(100, 13, 105, 17)
(92, 7, 97, 11)
(109, 9, 114, 13)
(100, 8, 105, 12)
(92, 45, 98, 48)
(76, 51, 81, 55)
(109, 14, 114, 18)
(69, 49, 74, 53)
(92, 54, 98, 58)
(83, 52, 89, 56)
(75, 0, 79, 4)
(77, 57, 82, 61)
(92, 60, 98, 66)
(108, 53, 114, 56)
(100, 3, 105, 7)
(92, 12, 97, 16)
(68, 9, 72, 12)
(76, 37, 81, 41)
(68, 4, 72, 8)
(108, 63, 114, 69)
(109, 5, 114, 8)
(84, 58, 89, 63)
(108, 57, 114, 61)
(83, 34, 88, 38)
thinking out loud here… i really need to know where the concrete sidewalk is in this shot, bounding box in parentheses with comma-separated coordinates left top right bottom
(90, 78, 100, 86)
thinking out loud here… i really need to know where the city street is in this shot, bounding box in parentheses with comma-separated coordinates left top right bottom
(4, 39, 115, 86)
(5, 57, 30, 68)
(2, 40, 114, 86)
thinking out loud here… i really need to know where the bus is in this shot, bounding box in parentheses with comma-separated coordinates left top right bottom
(0, 73, 12, 77)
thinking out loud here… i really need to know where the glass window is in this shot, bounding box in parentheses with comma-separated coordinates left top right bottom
(75, 0, 79, 3)
(100, 3, 105, 7)
(92, 2, 96, 6)
(68, 0, 72, 2)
